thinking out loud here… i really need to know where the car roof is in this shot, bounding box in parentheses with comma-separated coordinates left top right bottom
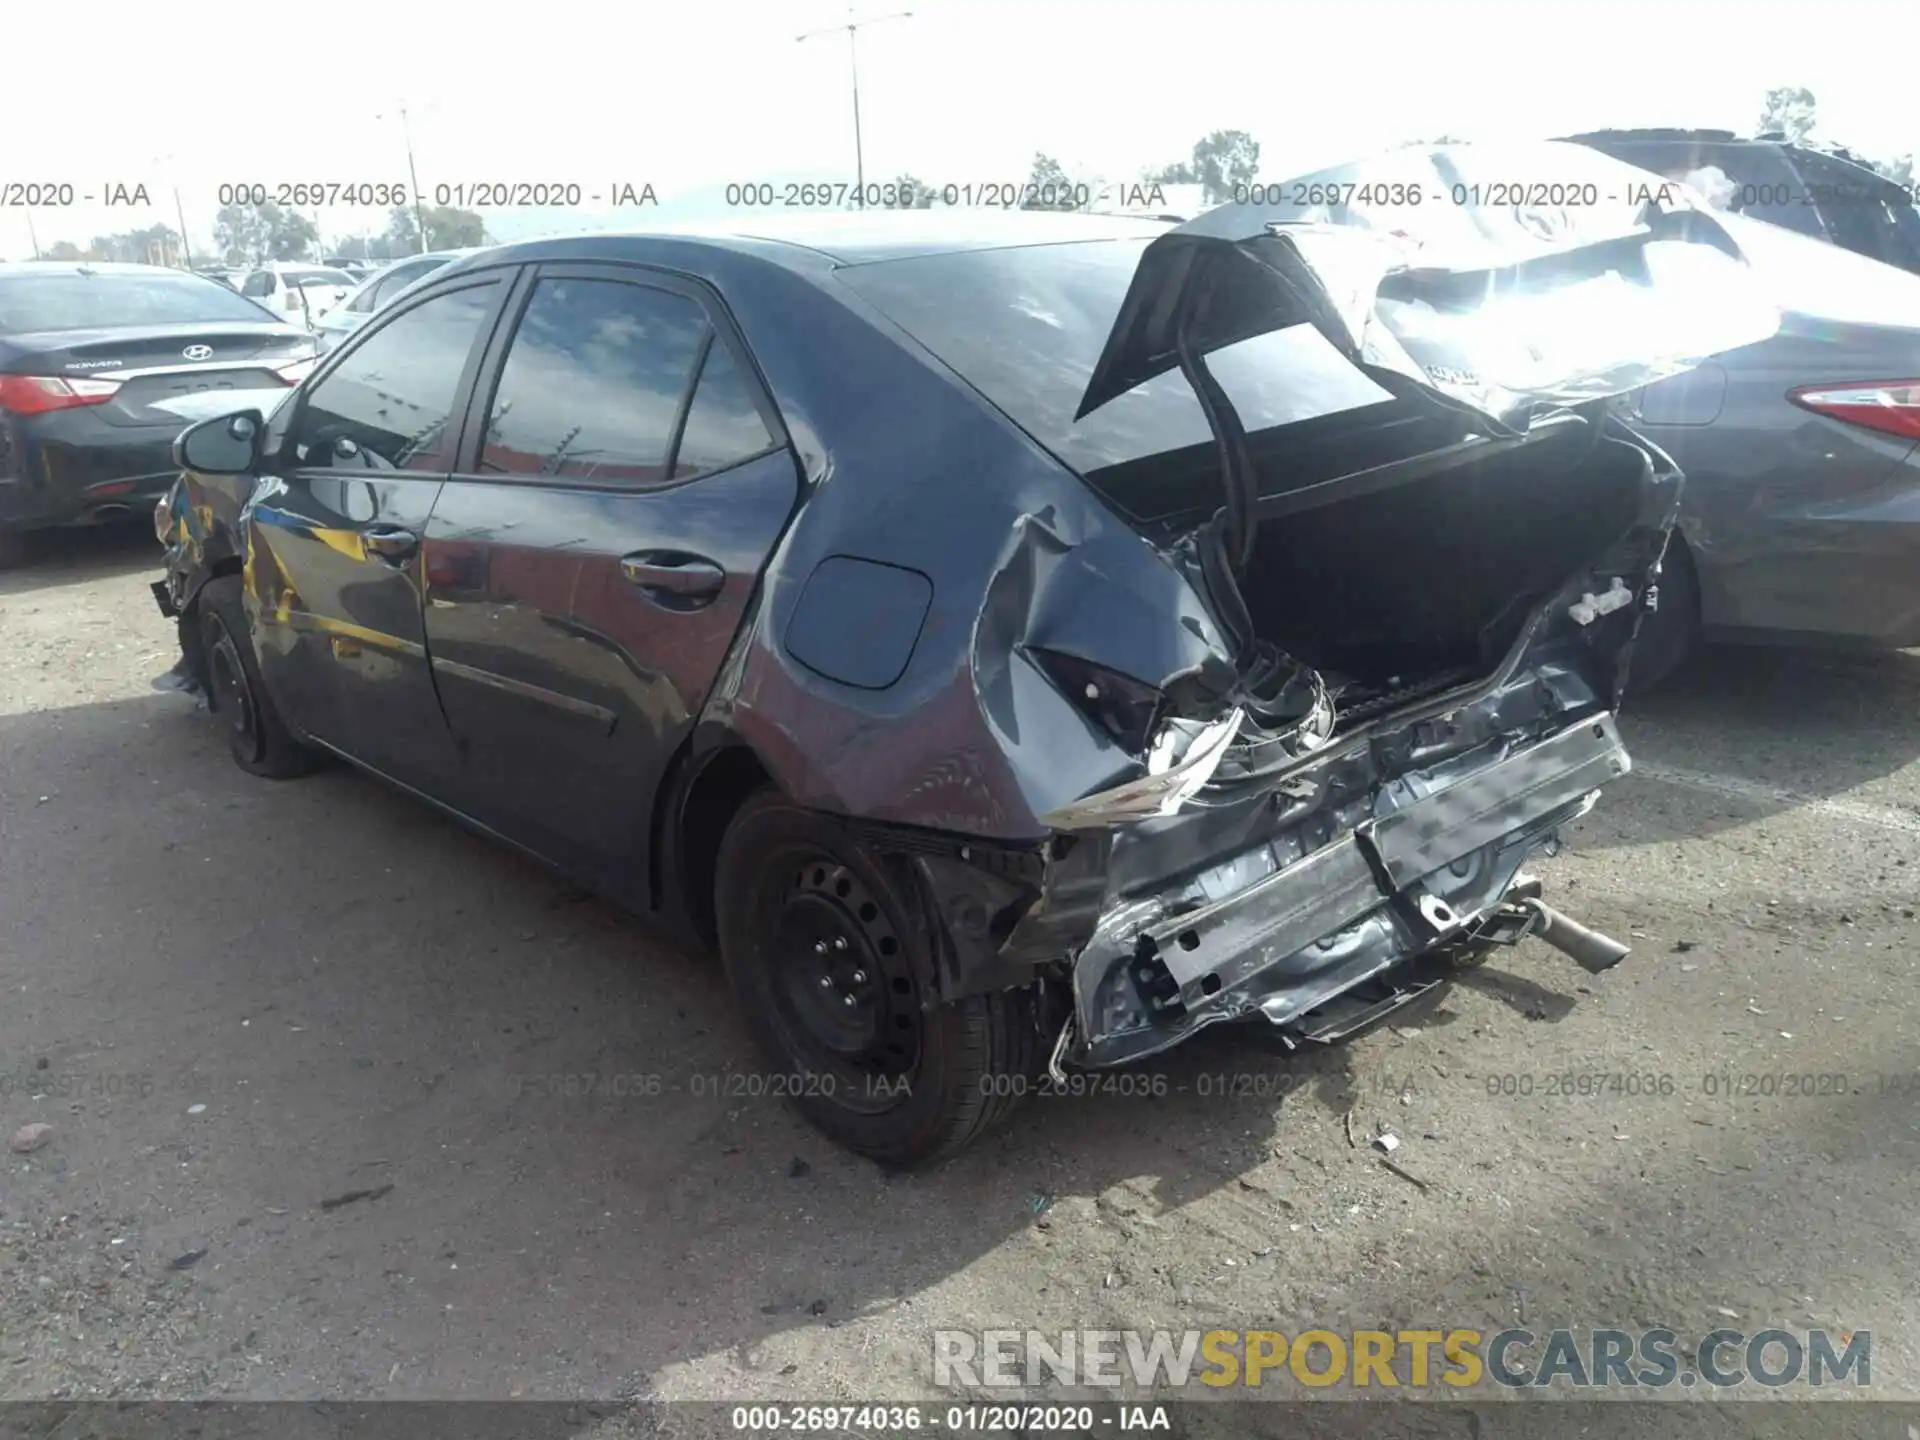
(381, 248, 482, 264)
(1562, 128, 1895, 180)
(0, 261, 219, 278)
(466, 210, 1178, 271)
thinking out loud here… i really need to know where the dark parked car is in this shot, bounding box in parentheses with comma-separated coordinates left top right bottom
(0, 262, 319, 564)
(154, 143, 1777, 1163)
(1622, 212, 1920, 676)
(1564, 128, 1920, 275)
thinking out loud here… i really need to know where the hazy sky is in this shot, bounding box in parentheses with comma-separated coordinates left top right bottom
(5, 0, 1915, 258)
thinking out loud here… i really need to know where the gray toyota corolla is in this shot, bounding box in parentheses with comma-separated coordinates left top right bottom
(154, 142, 1777, 1165)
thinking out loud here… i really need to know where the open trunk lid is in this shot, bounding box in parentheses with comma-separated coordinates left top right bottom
(1076, 141, 1781, 565)
(1025, 144, 1786, 833)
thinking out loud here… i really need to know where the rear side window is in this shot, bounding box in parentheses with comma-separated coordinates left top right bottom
(290, 282, 499, 472)
(674, 341, 776, 479)
(479, 277, 751, 488)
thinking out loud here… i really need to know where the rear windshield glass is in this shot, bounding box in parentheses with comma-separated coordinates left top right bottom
(0, 269, 282, 332)
(836, 238, 1393, 476)
(289, 269, 356, 286)
(1720, 212, 1920, 328)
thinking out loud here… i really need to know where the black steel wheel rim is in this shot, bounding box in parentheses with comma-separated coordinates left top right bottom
(205, 616, 261, 761)
(762, 847, 924, 1113)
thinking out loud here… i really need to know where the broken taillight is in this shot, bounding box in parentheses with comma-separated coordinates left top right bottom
(1788, 381, 1920, 440)
(1038, 709, 1245, 831)
(1027, 648, 1167, 754)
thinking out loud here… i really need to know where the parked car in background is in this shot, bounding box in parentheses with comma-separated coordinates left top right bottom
(237, 264, 358, 328)
(0, 262, 317, 564)
(195, 266, 244, 290)
(1563, 128, 1920, 275)
(1619, 210, 1920, 680)
(153, 142, 1780, 1163)
(312, 249, 482, 352)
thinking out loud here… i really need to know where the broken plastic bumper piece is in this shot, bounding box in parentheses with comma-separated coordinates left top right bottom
(1073, 712, 1631, 1066)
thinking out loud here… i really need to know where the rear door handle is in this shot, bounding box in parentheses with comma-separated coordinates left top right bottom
(620, 551, 726, 606)
(363, 526, 418, 563)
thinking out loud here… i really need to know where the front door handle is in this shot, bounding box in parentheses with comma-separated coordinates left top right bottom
(620, 551, 726, 606)
(363, 526, 418, 563)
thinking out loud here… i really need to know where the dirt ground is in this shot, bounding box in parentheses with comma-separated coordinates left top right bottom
(2, 526, 1916, 1410)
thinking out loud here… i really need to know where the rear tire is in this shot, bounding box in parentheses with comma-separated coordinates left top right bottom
(196, 575, 320, 779)
(1627, 532, 1700, 694)
(714, 789, 1045, 1167)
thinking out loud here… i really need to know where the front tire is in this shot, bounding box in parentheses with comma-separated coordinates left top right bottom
(714, 790, 1045, 1167)
(196, 575, 320, 779)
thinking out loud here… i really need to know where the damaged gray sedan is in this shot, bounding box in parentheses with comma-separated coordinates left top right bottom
(154, 143, 1777, 1165)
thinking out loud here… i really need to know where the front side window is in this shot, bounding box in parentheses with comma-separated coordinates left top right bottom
(241, 272, 274, 297)
(289, 282, 498, 473)
(478, 277, 710, 487)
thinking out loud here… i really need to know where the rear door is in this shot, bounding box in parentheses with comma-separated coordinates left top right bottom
(246, 273, 512, 787)
(419, 262, 798, 882)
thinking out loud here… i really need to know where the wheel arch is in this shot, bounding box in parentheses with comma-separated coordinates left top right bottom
(652, 732, 777, 949)
(174, 553, 245, 691)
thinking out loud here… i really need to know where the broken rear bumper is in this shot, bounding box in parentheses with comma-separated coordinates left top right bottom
(1070, 712, 1629, 1067)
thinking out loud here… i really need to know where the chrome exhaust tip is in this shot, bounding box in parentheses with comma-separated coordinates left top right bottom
(1517, 897, 1631, 974)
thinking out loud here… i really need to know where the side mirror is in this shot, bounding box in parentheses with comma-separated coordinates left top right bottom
(175, 410, 265, 476)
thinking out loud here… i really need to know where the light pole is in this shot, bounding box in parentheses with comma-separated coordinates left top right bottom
(376, 105, 430, 253)
(152, 153, 194, 267)
(797, 7, 914, 204)
(173, 188, 194, 268)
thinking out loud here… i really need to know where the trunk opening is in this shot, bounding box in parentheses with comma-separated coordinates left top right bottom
(1229, 418, 1643, 704)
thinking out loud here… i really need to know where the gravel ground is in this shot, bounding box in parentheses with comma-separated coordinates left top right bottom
(1, 526, 1916, 1409)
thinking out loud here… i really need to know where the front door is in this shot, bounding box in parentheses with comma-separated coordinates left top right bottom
(420, 264, 799, 883)
(247, 276, 511, 789)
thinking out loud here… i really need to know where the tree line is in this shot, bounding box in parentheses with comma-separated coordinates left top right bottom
(34, 202, 490, 267)
(1756, 86, 1912, 186)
